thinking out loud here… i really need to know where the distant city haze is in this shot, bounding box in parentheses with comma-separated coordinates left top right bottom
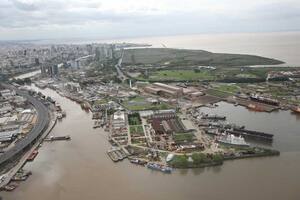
(0, 0, 300, 40)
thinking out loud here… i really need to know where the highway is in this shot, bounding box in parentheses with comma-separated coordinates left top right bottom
(114, 50, 128, 81)
(0, 84, 50, 166)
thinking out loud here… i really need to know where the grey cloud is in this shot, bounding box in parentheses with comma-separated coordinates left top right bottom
(10, 0, 38, 11)
(0, 0, 300, 40)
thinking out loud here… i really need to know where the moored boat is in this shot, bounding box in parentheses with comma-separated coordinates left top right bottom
(247, 103, 265, 112)
(129, 158, 148, 166)
(217, 134, 249, 147)
(27, 150, 38, 161)
(146, 163, 173, 173)
(291, 106, 300, 114)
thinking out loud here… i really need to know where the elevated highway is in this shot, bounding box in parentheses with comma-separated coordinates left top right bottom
(0, 84, 50, 166)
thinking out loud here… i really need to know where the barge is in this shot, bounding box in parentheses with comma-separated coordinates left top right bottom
(146, 163, 173, 173)
(232, 128, 274, 141)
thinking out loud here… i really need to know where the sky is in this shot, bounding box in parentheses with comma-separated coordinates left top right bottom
(0, 0, 300, 40)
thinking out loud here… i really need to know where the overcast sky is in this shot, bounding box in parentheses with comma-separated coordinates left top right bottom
(0, 0, 300, 40)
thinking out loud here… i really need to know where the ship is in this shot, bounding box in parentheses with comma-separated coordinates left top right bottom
(217, 134, 249, 147)
(129, 158, 148, 166)
(247, 103, 265, 112)
(146, 163, 173, 173)
(291, 106, 300, 114)
(232, 128, 274, 141)
(45, 135, 71, 141)
(27, 150, 39, 161)
(250, 94, 279, 106)
(201, 114, 226, 120)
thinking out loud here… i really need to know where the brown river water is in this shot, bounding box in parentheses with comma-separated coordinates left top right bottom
(2, 85, 300, 200)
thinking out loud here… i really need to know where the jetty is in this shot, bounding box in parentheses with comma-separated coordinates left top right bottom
(107, 148, 127, 162)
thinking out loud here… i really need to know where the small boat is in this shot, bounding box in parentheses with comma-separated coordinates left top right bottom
(27, 150, 38, 161)
(61, 111, 66, 117)
(57, 113, 63, 119)
(166, 154, 174, 162)
(3, 183, 18, 191)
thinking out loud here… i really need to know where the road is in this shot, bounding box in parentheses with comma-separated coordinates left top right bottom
(0, 84, 50, 166)
(114, 50, 128, 81)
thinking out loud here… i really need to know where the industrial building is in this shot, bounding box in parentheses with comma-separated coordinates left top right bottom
(112, 111, 126, 129)
(144, 82, 183, 97)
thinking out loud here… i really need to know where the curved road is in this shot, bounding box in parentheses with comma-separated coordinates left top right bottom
(0, 85, 50, 165)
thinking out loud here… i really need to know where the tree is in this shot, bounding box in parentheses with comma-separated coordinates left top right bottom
(171, 155, 189, 168)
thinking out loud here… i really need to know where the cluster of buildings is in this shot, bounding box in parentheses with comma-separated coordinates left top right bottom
(268, 70, 300, 80)
(144, 82, 204, 100)
(0, 42, 119, 77)
(0, 88, 36, 150)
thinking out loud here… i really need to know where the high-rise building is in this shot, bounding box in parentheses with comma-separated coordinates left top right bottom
(40, 65, 46, 77)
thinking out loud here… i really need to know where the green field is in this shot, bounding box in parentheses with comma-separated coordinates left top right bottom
(143, 70, 215, 81)
(122, 48, 283, 67)
(213, 84, 240, 94)
(129, 125, 144, 136)
(206, 89, 231, 98)
(123, 96, 172, 111)
(173, 132, 196, 143)
(128, 113, 142, 125)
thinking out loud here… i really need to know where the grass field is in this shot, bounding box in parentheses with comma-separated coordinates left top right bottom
(128, 113, 142, 125)
(206, 89, 231, 98)
(129, 125, 144, 136)
(144, 70, 215, 81)
(123, 96, 172, 111)
(122, 48, 283, 67)
(213, 84, 240, 94)
(173, 132, 196, 143)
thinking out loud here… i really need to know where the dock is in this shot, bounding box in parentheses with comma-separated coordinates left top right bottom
(107, 148, 127, 162)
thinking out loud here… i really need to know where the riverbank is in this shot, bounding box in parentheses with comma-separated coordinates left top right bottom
(2, 83, 300, 200)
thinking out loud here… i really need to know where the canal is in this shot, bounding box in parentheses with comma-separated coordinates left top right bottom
(2, 85, 300, 200)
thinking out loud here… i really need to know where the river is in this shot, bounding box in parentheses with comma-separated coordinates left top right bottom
(2, 84, 300, 200)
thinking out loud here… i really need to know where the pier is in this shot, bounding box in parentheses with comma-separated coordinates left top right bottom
(107, 148, 127, 162)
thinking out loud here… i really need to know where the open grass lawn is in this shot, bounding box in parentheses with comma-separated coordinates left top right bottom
(214, 84, 240, 94)
(123, 96, 172, 111)
(145, 70, 215, 81)
(129, 125, 144, 136)
(206, 89, 231, 98)
(128, 113, 142, 125)
(173, 132, 195, 143)
(122, 48, 283, 67)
